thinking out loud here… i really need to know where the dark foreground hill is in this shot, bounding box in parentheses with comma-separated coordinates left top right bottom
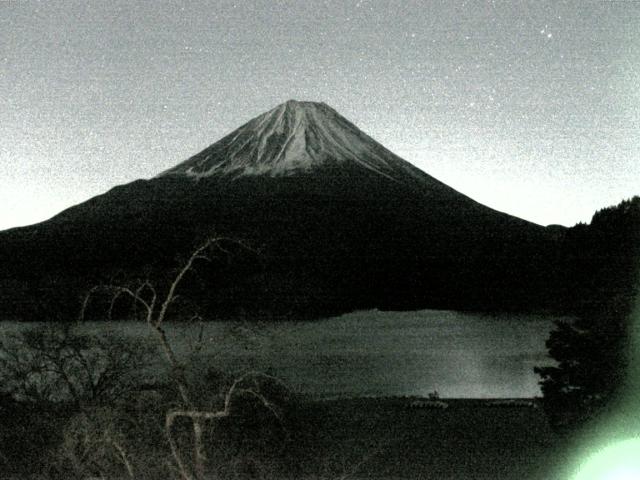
(0, 101, 637, 321)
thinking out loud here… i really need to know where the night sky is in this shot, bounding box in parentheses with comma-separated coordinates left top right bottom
(2, 0, 639, 230)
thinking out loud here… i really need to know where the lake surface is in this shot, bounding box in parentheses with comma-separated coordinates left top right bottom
(1, 309, 561, 399)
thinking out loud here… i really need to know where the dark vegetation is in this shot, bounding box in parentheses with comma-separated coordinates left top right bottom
(0, 324, 291, 479)
(0, 324, 156, 405)
(0, 326, 157, 476)
(535, 197, 640, 431)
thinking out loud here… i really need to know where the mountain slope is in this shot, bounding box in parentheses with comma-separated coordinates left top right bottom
(0, 100, 561, 320)
(160, 100, 431, 183)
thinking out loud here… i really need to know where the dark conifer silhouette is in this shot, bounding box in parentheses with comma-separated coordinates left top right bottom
(536, 196, 640, 430)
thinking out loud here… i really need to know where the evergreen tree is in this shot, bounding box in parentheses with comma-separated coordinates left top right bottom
(536, 197, 640, 430)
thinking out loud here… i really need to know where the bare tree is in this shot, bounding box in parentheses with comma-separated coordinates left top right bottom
(81, 237, 286, 480)
(58, 407, 136, 480)
(0, 324, 155, 406)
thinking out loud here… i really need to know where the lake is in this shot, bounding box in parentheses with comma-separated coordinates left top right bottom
(1, 309, 561, 399)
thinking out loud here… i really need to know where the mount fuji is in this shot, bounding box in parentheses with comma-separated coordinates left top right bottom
(0, 100, 561, 320)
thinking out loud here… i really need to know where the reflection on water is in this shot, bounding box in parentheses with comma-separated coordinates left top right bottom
(1, 309, 561, 398)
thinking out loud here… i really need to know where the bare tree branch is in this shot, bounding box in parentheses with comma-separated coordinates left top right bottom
(76, 236, 271, 480)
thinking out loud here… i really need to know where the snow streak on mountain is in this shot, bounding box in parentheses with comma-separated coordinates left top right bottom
(160, 100, 429, 184)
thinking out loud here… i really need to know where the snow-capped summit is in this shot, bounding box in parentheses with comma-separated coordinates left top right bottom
(159, 100, 426, 183)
